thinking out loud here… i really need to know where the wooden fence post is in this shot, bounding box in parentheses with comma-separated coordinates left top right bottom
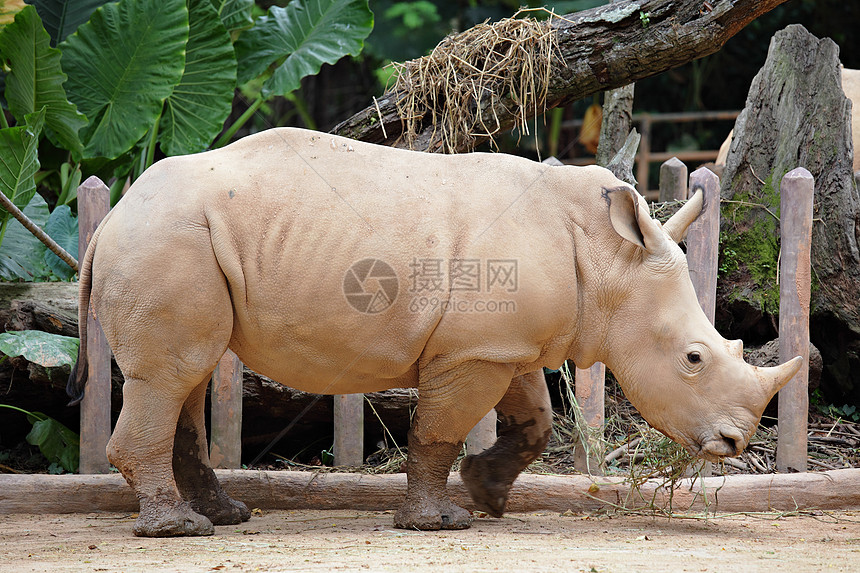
(574, 364, 606, 474)
(659, 157, 688, 202)
(210, 349, 243, 468)
(686, 167, 720, 322)
(333, 394, 364, 466)
(77, 176, 111, 474)
(776, 168, 814, 473)
(467, 409, 497, 455)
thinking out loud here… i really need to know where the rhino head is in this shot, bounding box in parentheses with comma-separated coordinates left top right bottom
(587, 183, 802, 462)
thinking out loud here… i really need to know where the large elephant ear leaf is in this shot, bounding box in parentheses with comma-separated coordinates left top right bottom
(60, 0, 189, 160)
(211, 0, 253, 33)
(42, 204, 78, 280)
(159, 0, 237, 156)
(235, 0, 374, 97)
(0, 190, 51, 281)
(0, 5, 86, 158)
(0, 108, 45, 229)
(30, 0, 110, 45)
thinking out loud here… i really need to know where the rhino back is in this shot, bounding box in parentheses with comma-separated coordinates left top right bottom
(99, 128, 584, 393)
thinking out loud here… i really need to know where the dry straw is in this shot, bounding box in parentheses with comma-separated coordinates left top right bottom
(389, 11, 561, 153)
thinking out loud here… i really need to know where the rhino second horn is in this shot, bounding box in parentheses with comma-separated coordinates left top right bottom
(663, 189, 703, 244)
(753, 356, 803, 400)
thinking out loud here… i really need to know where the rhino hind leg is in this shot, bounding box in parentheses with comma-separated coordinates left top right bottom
(394, 360, 513, 531)
(172, 378, 250, 525)
(107, 377, 215, 537)
(460, 370, 552, 517)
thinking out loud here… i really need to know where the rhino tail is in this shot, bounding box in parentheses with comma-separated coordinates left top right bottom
(67, 211, 112, 406)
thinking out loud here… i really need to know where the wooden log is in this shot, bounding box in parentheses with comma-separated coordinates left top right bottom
(333, 0, 791, 153)
(76, 176, 111, 475)
(210, 349, 243, 469)
(4, 468, 860, 515)
(776, 168, 814, 473)
(466, 409, 497, 455)
(686, 168, 720, 323)
(333, 394, 364, 466)
(659, 157, 688, 202)
(574, 364, 605, 475)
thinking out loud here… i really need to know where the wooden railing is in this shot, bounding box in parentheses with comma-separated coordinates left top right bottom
(75, 159, 813, 475)
(560, 110, 741, 198)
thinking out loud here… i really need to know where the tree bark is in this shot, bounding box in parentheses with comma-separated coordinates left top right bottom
(717, 25, 860, 405)
(332, 0, 789, 152)
(596, 84, 635, 167)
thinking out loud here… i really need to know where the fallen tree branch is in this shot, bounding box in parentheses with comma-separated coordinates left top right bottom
(3, 468, 860, 514)
(332, 0, 789, 152)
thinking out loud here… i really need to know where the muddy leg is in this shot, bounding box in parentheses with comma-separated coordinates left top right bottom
(108, 379, 214, 537)
(173, 379, 250, 525)
(460, 370, 552, 517)
(394, 360, 514, 531)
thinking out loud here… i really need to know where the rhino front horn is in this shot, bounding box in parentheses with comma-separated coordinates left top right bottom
(754, 356, 803, 398)
(663, 189, 703, 243)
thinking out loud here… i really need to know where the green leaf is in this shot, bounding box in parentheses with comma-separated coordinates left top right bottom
(211, 0, 253, 33)
(0, 191, 50, 280)
(0, 5, 86, 158)
(30, 0, 109, 45)
(0, 107, 45, 230)
(234, 0, 374, 97)
(0, 329, 79, 367)
(42, 204, 78, 280)
(26, 416, 80, 472)
(159, 0, 237, 156)
(0, 404, 79, 472)
(60, 0, 189, 160)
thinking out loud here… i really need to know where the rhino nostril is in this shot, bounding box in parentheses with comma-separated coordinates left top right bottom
(719, 430, 743, 456)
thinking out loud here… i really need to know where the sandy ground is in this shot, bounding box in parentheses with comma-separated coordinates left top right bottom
(2, 509, 859, 572)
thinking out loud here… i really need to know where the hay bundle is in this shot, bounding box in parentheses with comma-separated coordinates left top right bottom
(390, 14, 560, 152)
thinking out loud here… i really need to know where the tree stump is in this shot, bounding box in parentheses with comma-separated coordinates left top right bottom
(718, 24, 860, 405)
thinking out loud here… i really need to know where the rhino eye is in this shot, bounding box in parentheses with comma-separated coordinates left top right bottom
(687, 352, 702, 364)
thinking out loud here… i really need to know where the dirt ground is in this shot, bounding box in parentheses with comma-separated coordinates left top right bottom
(2, 509, 859, 572)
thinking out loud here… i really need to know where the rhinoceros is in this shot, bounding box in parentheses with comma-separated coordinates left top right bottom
(68, 127, 801, 537)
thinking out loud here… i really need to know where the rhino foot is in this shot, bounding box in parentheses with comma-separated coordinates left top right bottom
(191, 496, 251, 526)
(394, 499, 473, 530)
(133, 499, 214, 537)
(460, 454, 516, 518)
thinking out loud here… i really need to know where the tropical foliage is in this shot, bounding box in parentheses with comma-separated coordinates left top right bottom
(0, 0, 374, 281)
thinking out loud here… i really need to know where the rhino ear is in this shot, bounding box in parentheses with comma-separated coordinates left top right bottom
(605, 186, 666, 252)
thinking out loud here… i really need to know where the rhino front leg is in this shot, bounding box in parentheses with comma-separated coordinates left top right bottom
(108, 379, 215, 538)
(172, 378, 250, 526)
(460, 370, 552, 517)
(395, 360, 513, 531)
